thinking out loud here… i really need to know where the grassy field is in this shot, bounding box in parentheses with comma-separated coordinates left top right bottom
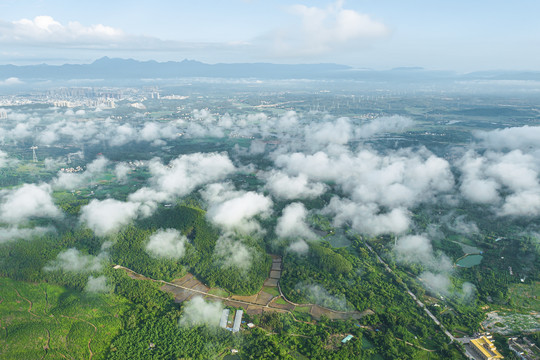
(262, 286, 280, 297)
(0, 277, 128, 360)
(208, 288, 230, 298)
(273, 297, 288, 305)
(294, 306, 310, 313)
(508, 282, 540, 312)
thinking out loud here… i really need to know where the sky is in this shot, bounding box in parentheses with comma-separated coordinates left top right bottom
(0, 0, 539, 71)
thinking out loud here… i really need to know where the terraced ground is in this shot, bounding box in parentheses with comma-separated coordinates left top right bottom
(0, 277, 127, 360)
(116, 255, 370, 321)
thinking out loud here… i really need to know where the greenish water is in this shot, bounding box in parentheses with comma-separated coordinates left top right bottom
(459, 243, 482, 254)
(456, 254, 483, 268)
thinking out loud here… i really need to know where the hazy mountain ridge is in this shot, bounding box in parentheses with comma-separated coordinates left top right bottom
(0, 57, 351, 80)
(2, 57, 540, 82)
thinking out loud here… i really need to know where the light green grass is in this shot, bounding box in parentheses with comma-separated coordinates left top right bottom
(273, 298, 287, 305)
(0, 277, 128, 360)
(294, 306, 310, 313)
(508, 282, 540, 312)
(208, 288, 230, 298)
(262, 286, 280, 297)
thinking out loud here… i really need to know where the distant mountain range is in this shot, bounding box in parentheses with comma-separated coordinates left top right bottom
(1, 57, 540, 81)
(0, 57, 352, 80)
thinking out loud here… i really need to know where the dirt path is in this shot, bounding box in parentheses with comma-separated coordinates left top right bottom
(43, 287, 49, 315)
(60, 315, 97, 360)
(40, 328, 51, 360)
(396, 338, 436, 352)
(13, 287, 39, 317)
(114, 264, 366, 321)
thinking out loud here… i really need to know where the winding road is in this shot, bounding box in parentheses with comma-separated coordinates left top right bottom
(113, 264, 366, 320)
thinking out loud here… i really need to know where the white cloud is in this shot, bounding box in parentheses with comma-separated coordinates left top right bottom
(446, 215, 479, 235)
(458, 150, 540, 216)
(295, 282, 349, 311)
(203, 183, 273, 234)
(325, 197, 410, 235)
(108, 123, 137, 147)
(304, 117, 352, 147)
(0, 183, 61, 224)
(10, 123, 33, 140)
(275, 148, 454, 209)
(53, 156, 109, 190)
(3, 16, 124, 45)
(0, 150, 11, 167)
(0, 226, 54, 243)
(44, 248, 104, 272)
(263, 170, 326, 200)
(179, 296, 224, 327)
(500, 190, 540, 217)
(474, 125, 540, 150)
(85, 275, 111, 293)
(114, 162, 131, 183)
(149, 152, 236, 197)
(288, 239, 309, 254)
(79, 199, 141, 236)
(275, 202, 317, 240)
(213, 233, 252, 270)
(145, 229, 187, 259)
(268, 1, 389, 57)
(419, 271, 452, 296)
(356, 115, 415, 138)
(0, 77, 22, 86)
(394, 235, 452, 272)
(274, 147, 453, 235)
(277, 111, 299, 130)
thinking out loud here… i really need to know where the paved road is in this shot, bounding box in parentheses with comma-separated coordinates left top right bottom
(362, 242, 476, 359)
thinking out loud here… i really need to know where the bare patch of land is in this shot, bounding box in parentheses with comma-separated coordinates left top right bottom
(114, 255, 368, 321)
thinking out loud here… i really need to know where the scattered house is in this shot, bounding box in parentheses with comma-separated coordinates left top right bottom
(231, 349, 239, 354)
(219, 309, 230, 329)
(508, 337, 539, 360)
(232, 310, 243, 333)
(247, 323, 255, 328)
(341, 335, 354, 344)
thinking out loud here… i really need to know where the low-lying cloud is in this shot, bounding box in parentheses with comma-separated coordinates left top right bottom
(179, 296, 224, 327)
(203, 183, 272, 234)
(0, 183, 62, 224)
(146, 228, 187, 259)
(79, 198, 141, 236)
(44, 248, 104, 272)
(275, 202, 317, 240)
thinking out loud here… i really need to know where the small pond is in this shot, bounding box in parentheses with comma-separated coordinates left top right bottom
(456, 254, 483, 268)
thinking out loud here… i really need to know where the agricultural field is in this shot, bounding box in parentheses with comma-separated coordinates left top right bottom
(508, 282, 540, 312)
(0, 277, 127, 360)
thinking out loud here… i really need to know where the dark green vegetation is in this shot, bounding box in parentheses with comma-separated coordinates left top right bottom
(1, 85, 540, 360)
(112, 205, 271, 294)
(280, 239, 464, 358)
